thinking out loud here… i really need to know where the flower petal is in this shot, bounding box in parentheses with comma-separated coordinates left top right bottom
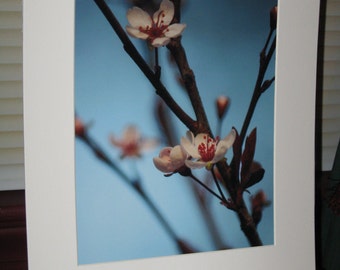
(210, 152, 225, 164)
(159, 147, 173, 158)
(127, 7, 152, 29)
(181, 132, 200, 158)
(185, 159, 207, 169)
(153, 147, 173, 173)
(194, 133, 209, 146)
(153, 157, 174, 173)
(109, 135, 123, 147)
(123, 126, 140, 142)
(154, 0, 174, 26)
(164, 23, 186, 38)
(126, 26, 149, 39)
(186, 130, 195, 143)
(170, 145, 187, 169)
(213, 129, 236, 162)
(213, 142, 228, 160)
(152, 37, 171, 47)
(140, 138, 159, 151)
(220, 129, 236, 149)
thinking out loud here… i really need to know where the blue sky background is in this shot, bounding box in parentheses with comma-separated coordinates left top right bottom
(75, 0, 276, 264)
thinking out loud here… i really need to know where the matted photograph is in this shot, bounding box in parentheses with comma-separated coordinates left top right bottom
(75, 0, 275, 264)
(23, 0, 319, 269)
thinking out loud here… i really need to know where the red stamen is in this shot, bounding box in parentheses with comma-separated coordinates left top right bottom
(198, 136, 216, 162)
(138, 11, 168, 42)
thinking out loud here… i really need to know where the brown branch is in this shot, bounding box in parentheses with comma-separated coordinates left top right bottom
(167, 0, 212, 135)
(237, 202, 263, 246)
(93, 0, 196, 131)
(168, 0, 263, 247)
(167, 39, 212, 135)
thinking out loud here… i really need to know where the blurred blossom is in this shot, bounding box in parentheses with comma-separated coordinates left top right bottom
(75, 117, 86, 137)
(251, 190, 271, 225)
(181, 129, 236, 170)
(153, 145, 187, 173)
(109, 125, 158, 158)
(126, 0, 186, 47)
(251, 190, 270, 209)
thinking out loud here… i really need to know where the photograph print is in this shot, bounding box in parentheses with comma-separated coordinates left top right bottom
(74, 0, 277, 264)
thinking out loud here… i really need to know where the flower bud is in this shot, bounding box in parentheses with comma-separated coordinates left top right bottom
(270, 6, 278, 30)
(216, 95, 229, 119)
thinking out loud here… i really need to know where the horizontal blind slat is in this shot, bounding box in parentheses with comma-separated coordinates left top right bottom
(322, 133, 340, 147)
(323, 75, 340, 90)
(0, 11, 22, 29)
(0, 64, 22, 81)
(0, 0, 22, 12)
(322, 104, 340, 119)
(322, 118, 340, 133)
(324, 46, 340, 61)
(0, 29, 22, 46)
(0, 98, 23, 115)
(322, 153, 338, 171)
(323, 60, 340, 76)
(321, 144, 340, 170)
(326, 2, 340, 16)
(0, 131, 23, 147)
(324, 31, 340, 46)
(0, 46, 22, 64)
(0, 0, 24, 190)
(0, 178, 24, 191)
(0, 115, 23, 132)
(0, 164, 24, 181)
(322, 89, 340, 104)
(0, 148, 24, 164)
(325, 16, 340, 31)
(0, 81, 22, 98)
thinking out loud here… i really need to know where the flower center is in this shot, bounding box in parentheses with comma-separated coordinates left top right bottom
(123, 142, 139, 157)
(198, 135, 217, 162)
(139, 11, 169, 41)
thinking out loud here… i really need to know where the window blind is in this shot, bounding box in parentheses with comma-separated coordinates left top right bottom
(321, 0, 340, 170)
(0, 0, 24, 190)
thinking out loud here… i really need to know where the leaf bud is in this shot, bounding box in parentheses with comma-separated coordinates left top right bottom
(270, 6, 278, 30)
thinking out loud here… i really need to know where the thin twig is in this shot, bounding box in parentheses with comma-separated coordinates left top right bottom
(239, 35, 276, 145)
(211, 166, 227, 202)
(188, 172, 225, 203)
(77, 132, 183, 250)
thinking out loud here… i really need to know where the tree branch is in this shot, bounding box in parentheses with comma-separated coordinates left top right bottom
(93, 0, 196, 131)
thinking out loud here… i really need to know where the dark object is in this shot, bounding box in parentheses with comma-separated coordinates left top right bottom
(321, 139, 340, 270)
(0, 190, 28, 270)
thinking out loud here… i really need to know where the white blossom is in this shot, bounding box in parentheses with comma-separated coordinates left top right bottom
(126, 0, 186, 47)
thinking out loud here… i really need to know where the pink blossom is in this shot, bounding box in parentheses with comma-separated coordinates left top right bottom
(109, 125, 158, 158)
(153, 145, 187, 173)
